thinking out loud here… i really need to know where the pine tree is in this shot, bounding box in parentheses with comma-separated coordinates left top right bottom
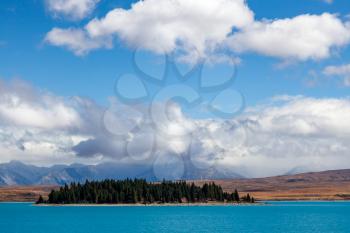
(234, 189, 240, 202)
(36, 195, 44, 204)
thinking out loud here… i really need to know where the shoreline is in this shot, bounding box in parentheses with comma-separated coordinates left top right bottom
(2, 200, 350, 205)
(36, 202, 264, 207)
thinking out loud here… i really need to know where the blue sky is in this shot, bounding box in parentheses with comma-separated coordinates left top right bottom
(0, 0, 349, 107)
(1, 0, 350, 177)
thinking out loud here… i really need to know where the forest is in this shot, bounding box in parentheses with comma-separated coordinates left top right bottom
(37, 179, 255, 204)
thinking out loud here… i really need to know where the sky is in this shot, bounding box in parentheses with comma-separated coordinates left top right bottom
(0, 0, 350, 178)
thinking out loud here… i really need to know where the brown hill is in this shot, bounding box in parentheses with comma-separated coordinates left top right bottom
(194, 169, 350, 201)
(0, 185, 56, 202)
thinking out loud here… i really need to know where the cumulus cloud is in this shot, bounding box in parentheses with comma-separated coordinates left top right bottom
(45, 0, 100, 20)
(85, 0, 253, 58)
(2, 80, 350, 177)
(45, 0, 350, 62)
(228, 13, 350, 61)
(46, 0, 254, 61)
(323, 63, 350, 86)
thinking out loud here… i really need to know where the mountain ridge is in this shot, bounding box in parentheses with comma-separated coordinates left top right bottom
(0, 161, 243, 186)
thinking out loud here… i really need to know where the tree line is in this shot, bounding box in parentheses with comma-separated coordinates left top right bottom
(37, 179, 255, 204)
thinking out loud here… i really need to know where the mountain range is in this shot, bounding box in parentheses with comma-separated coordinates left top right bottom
(0, 161, 243, 186)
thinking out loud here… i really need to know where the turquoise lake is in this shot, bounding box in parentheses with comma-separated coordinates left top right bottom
(0, 202, 349, 233)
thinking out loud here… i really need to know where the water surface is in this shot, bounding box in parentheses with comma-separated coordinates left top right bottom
(0, 202, 349, 233)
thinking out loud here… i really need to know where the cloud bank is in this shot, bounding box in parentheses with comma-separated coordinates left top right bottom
(1, 80, 350, 177)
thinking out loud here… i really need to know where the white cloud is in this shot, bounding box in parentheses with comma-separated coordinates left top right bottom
(228, 13, 350, 61)
(0, 79, 80, 129)
(86, 0, 253, 55)
(46, 0, 254, 61)
(45, 0, 100, 20)
(323, 63, 350, 86)
(45, 28, 112, 55)
(245, 96, 350, 137)
(2, 80, 350, 177)
(45, 0, 350, 62)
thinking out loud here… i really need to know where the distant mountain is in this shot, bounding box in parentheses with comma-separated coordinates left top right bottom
(0, 161, 243, 186)
(0, 161, 50, 186)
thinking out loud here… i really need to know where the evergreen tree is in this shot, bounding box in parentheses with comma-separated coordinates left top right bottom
(234, 189, 240, 202)
(40, 179, 254, 205)
(36, 195, 44, 204)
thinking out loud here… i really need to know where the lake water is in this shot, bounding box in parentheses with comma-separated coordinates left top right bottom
(0, 202, 349, 233)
